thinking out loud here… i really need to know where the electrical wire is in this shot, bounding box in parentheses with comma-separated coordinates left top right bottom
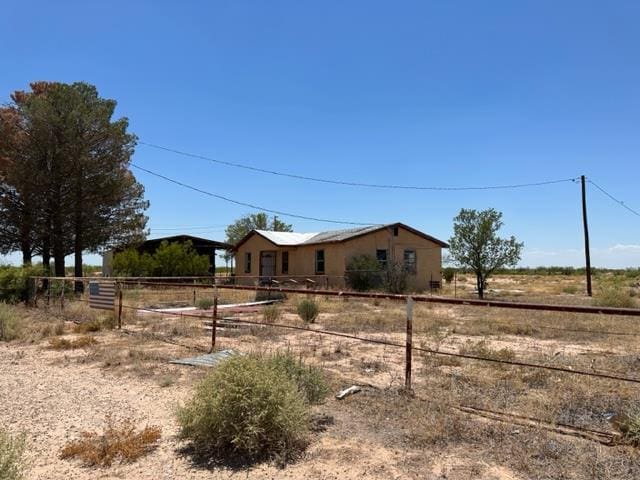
(139, 141, 579, 191)
(131, 163, 376, 226)
(588, 179, 640, 218)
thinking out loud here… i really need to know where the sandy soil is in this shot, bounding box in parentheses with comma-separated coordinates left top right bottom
(3, 336, 514, 480)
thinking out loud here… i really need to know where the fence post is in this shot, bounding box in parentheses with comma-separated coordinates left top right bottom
(210, 296, 218, 353)
(117, 285, 123, 330)
(60, 279, 65, 311)
(405, 296, 413, 391)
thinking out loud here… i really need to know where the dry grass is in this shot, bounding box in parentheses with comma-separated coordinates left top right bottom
(48, 335, 98, 350)
(60, 416, 161, 467)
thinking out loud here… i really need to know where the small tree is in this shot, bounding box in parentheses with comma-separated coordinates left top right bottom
(448, 208, 523, 299)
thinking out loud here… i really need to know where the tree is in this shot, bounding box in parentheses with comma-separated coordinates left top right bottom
(224, 213, 292, 263)
(448, 208, 523, 299)
(0, 82, 148, 288)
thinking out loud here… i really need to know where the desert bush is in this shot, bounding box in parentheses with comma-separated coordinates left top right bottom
(593, 286, 636, 309)
(60, 416, 161, 467)
(196, 298, 214, 310)
(177, 354, 310, 463)
(562, 285, 579, 294)
(269, 352, 328, 404)
(112, 249, 155, 277)
(0, 427, 25, 480)
(297, 299, 319, 323)
(613, 405, 640, 446)
(345, 255, 382, 291)
(442, 268, 456, 284)
(0, 303, 22, 342)
(262, 304, 281, 322)
(0, 265, 42, 303)
(384, 261, 409, 294)
(459, 340, 516, 362)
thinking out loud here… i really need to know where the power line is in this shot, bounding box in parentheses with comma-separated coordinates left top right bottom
(139, 141, 579, 191)
(131, 163, 376, 226)
(588, 179, 640, 218)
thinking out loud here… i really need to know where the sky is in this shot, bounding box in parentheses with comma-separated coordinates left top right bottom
(1, 1, 639, 268)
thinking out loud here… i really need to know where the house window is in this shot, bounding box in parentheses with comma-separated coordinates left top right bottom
(315, 249, 325, 274)
(244, 252, 251, 274)
(403, 249, 416, 273)
(376, 249, 388, 268)
(282, 251, 289, 274)
(393, 226, 399, 236)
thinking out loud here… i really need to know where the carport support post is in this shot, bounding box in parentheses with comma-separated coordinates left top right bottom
(405, 297, 414, 391)
(210, 296, 218, 353)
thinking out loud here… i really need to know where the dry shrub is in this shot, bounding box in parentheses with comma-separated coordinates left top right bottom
(73, 319, 103, 334)
(459, 340, 516, 362)
(48, 335, 98, 350)
(0, 303, 22, 342)
(196, 298, 214, 310)
(297, 299, 319, 323)
(177, 353, 316, 463)
(262, 304, 281, 322)
(593, 286, 636, 309)
(611, 405, 640, 446)
(0, 427, 25, 480)
(60, 416, 161, 467)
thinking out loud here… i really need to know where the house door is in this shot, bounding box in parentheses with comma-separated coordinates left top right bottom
(259, 251, 276, 281)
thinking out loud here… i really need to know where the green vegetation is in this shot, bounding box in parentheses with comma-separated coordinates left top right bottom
(345, 254, 382, 291)
(593, 285, 636, 309)
(177, 353, 326, 463)
(262, 304, 281, 322)
(449, 208, 523, 299)
(0, 265, 42, 303)
(113, 240, 209, 277)
(0, 303, 21, 341)
(297, 299, 319, 323)
(0, 427, 25, 480)
(196, 298, 215, 310)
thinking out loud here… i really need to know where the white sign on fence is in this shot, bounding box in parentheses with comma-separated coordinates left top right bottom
(88, 281, 116, 310)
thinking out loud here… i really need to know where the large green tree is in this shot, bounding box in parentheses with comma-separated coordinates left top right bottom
(224, 213, 293, 265)
(0, 82, 148, 286)
(448, 208, 523, 299)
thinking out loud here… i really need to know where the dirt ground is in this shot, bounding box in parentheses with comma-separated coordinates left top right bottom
(2, 274, 640, 479)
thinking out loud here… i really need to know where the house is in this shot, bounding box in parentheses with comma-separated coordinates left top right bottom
(102, 235, 232, 276)
(233, 223, 448, 291)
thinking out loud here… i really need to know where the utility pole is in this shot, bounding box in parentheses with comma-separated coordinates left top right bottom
(581, 175, 592, 296)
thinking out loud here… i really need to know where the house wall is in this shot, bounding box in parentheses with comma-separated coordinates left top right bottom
(234, 226, 444, 292)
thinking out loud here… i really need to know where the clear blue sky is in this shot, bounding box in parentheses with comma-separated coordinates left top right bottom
(2, 1, 639, 267)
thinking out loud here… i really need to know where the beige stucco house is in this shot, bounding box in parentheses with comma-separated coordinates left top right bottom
(233, 223, 448, 291)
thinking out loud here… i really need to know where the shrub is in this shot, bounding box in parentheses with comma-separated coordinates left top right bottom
(269, 352, 328, 405)
(196, 298, 214, 310)
(113, 240, 209, 277)
(0, 265, 42, 304)
(384, 261, 409, 294)
(0, 303, 21, 342)
(262, 304, 281, 322)
(73, 319, 104, 334)
(459, 340, 516, 362)
(615, 405, 640, 446)
(345, 255, 382, 291)
(112, 249, 155, 277)
(60, 416, 161, 467)
(177, 354, 310, 463)
(297, 299, 319, 323)
(562, 285, 579, 294)
(442, 268, 456, 284)
(0, 428, 25, 480)
(593, 286, 636, 309)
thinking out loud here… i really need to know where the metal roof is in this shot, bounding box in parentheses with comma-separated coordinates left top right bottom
(254, 230, 319, 245)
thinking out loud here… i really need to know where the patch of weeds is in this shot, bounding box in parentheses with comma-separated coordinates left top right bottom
(613, 404, 640, 446)
(269, 351, 329, 404)
(0, 427, 25, 480)
(459, 340, 516, 363)
(262, 304, 281, 322)
(0, 303, 22, 342)
(159, 376, 175, 388)
(60, 415, 161, 467)
(593, 286, 636, 309)
(49, 336, 98, 350)
(73, 319, 103, 334)
(196, 298, 214, 310)
(562, 285, 579, 294)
